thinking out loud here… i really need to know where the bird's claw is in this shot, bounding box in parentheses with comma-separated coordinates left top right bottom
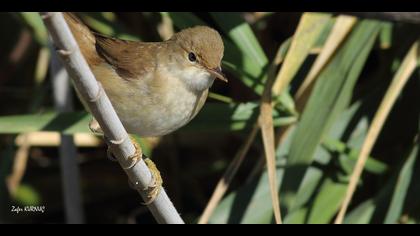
(126, 136, 162, 205)
(141, 157, 162, 205)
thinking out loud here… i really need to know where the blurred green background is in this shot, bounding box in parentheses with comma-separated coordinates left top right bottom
(0, 12, 419, 224)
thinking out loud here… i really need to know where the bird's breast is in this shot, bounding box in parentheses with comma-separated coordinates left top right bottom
(93, 63, 208, 137)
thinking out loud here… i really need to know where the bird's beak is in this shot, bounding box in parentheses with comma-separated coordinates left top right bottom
(207, 67, 228, 83)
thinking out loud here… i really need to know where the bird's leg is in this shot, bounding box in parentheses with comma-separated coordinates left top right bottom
(142, 157, 163, 205)
(88, 118, 162, 204)
(128, 136, 162, 205)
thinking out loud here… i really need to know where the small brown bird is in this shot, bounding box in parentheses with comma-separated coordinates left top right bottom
(63, 13, 226, 202)
(63, 13, 226, 138)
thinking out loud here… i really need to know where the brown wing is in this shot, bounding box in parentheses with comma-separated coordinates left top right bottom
(94, 33, 158, 79)
(63, 13, 100, 66)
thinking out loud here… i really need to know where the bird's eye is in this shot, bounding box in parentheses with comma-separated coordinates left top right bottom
(188, 52, 197, 62)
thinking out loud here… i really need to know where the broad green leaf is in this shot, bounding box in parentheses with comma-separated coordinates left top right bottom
(281, 20, 382, 197)
(344, 139, 420, 224)
(344, 199, 377, 224)
(0, 111, 91, 135)
(0, 103, 296, 135)
(384, 142, 419, 223)
(283, 21, 381, 223)
(306, 178, 347, 224)
(335, 38, 420, 224)
(281, 208, 308, 224)
(272, 13, 332, 96)
(286, 177, 352, 224)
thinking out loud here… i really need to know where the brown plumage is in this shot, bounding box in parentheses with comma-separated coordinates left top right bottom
(63, 13, 224, 81)
(62, 12, 226, 137)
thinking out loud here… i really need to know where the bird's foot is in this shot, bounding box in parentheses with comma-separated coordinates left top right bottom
(127, 136, 143, 164)
(142, 157, 162, 205)
(126, 136, 162, 205)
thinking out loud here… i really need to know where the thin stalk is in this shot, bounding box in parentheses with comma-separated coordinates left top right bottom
(259, 50, 283, 224)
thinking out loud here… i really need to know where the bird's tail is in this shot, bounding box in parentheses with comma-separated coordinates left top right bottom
(62, 12, 100, 65)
